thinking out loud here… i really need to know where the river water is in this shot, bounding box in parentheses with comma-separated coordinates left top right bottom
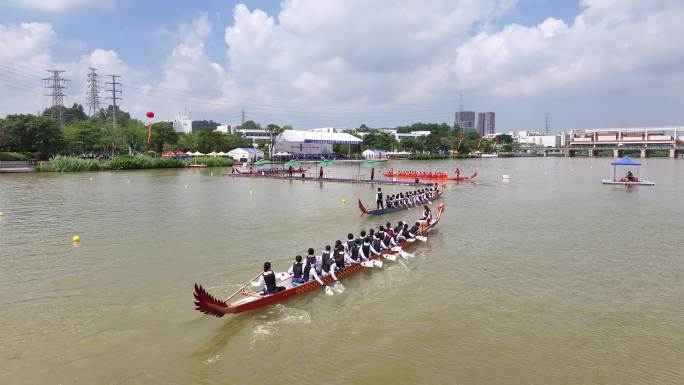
(1, 158, 683, 385)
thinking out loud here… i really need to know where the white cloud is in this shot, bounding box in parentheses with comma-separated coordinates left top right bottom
(2, 0, 684, 130)
(4, 0, 117, 12)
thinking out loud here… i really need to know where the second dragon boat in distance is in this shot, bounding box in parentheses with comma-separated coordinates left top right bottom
(358, 186, 445, 215)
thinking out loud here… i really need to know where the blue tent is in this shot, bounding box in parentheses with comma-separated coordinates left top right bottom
(611, 156, 641, 166)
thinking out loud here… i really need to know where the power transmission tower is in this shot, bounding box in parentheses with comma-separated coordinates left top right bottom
(545, 113, 551, 134)
(43, 70, 68, 127)
(105, 74, 122, 126)
(86, 67, 101, 117)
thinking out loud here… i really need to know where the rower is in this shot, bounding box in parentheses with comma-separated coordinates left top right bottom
(332, 244, 354, 271)
(385, 222, 394, 237)
(383, 227, 398, 248)
(344, 233, 355, 257)
(348, 238, 364, 262)
(257, 262, 286, 296)
(421, 205, 432, 225)
(359, 236, 372, 260)
(320, 245, 338, 281)
(371, 232, 385, 255)
(409, 222, 420, 238)
(303, 248, 324, 285)
(288, 255, 305, 285)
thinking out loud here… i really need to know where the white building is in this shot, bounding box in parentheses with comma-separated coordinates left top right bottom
(362, 148, 387, 159)
(273, 130, 363, 157)
(173, 113, 192, 134)
(227, 148, 264, 163)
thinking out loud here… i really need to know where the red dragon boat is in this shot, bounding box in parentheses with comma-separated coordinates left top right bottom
(358, 186, 446, 215)
(384, 170, 477, 181)
(193, 204, 445, 316)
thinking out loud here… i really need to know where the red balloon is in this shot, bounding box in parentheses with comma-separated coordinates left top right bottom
(146, 111, 155, 118)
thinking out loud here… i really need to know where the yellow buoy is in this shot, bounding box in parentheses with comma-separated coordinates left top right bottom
(210, 172, 214, 176)
(72, 235, 80, 242)
(0, 212, 4, 217)
(341, 199, 347, 204)
(249, 190, 254, 195)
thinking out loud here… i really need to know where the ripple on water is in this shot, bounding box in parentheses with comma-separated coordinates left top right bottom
(250, 305, 311, 348)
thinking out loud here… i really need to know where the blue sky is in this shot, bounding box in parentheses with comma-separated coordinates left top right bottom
(1, 0, 682, 131)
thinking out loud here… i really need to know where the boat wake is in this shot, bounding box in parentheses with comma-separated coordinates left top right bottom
(250, 305, 311, 348)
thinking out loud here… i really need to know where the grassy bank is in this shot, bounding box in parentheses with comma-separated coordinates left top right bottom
(37, 155, 233, 172)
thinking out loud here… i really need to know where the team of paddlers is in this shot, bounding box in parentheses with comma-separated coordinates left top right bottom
(386, 169, 461, 179)
(374, 183, 440, 210)
(254, 206, 433, 296)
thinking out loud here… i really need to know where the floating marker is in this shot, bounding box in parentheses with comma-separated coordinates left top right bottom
(249, 190, 254, 195)
(127, 180, 131, 184)
(72, 235, 80, 242)
(89, 177, 93, 181)
(184, 184, 188, 189)
(210, 172, 214, 176)
(502, 174, 510, 180)
(0, 212, 4, 217)
(340, 198, 347, 204)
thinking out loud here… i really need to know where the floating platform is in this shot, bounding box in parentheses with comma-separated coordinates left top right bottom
(228, 173, 433, 186)
(602, 179, 655, 186)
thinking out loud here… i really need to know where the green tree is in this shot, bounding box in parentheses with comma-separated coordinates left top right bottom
(150, 122, 178, 154)
(363, 131, 397, 151)
(265, 124, 284, 157)
(197, 130, 227, 153)
(0, 114, 65, 158)
(119, 121, 147, 155)
(63, 120, 103, 154)
(240, 120, 260, 131)
(177, 132, 198, 151)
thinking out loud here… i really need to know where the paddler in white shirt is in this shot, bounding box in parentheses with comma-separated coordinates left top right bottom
(303, 248, 324, 285)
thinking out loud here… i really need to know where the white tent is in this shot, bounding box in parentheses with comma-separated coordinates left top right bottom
(227, 148, 265, 162)
(217, 151, 228, 157)
(207, 151, 219, 157)
(191, 151, 204, 156)
(185, 151, 194, 156)
(362, 148, 387, 159)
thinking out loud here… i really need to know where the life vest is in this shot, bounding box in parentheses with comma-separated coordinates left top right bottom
(292, 261, 303, 278)
(346, 240, 355, 253)
(362, 243, 371, 258)
(321, 251, 333, 273)
(263, 270, 277, 292)
(372, 238, 382, 251)
(303, 255, 316, 281)
(376, 191, 383, 201)
(334, 252, 345, 269)
(350, 243, 360, 260)
(383, 233, 393, 246)
(410, 225, 419, 235)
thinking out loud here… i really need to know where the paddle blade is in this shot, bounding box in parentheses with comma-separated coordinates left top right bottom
(391, 247, 403, 252)
(325, 286, 334, 296)
(361, 261, 374, 268)
(373, 260, 384, 268)
(384, 254, 397, 261)
(406, 238, 416, 243)
(415, 235, 427, 242)
(332, 281, 345, 293)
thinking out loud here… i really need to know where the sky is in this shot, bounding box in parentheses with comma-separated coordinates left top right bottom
(0, 0, 682, 132)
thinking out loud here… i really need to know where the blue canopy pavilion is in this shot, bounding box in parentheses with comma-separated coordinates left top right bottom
(601, 156, 654, 186)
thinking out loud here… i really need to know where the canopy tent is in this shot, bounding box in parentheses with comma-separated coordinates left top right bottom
(273, 151, 291, 157)
(191, 151, 204, 156)
(254, 159, 272, 166)
(185, 151, 194, 156)
(361, 159, 383, 168)
(611, 156, 641, 166)
(277, 130, 363, 145)
(283, 159, 301, 167)
(318, 159, 335, 168)
(161, 151, 175, 158)
(217, 151, 228, 157)
(207, 151, 219, 157)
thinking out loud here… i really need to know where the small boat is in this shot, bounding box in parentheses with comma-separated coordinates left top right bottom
(187, 163, 207, 168)
(193, 204, 445, 316)
(384, 171, 477, 181)
(358, 186, 446, 215)
(601, 156, 655, 186)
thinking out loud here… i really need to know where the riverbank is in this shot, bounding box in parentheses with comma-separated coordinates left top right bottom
(35, 155, 233, 172)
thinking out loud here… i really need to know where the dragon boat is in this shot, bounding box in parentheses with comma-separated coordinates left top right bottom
(384, 170, 477, 181)
(193, 204, 445, 316)
(358, 186, 446, 215)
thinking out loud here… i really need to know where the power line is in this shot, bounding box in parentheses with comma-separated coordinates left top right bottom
(43, 70, 68, 127)
(86, 67, 101, 117)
